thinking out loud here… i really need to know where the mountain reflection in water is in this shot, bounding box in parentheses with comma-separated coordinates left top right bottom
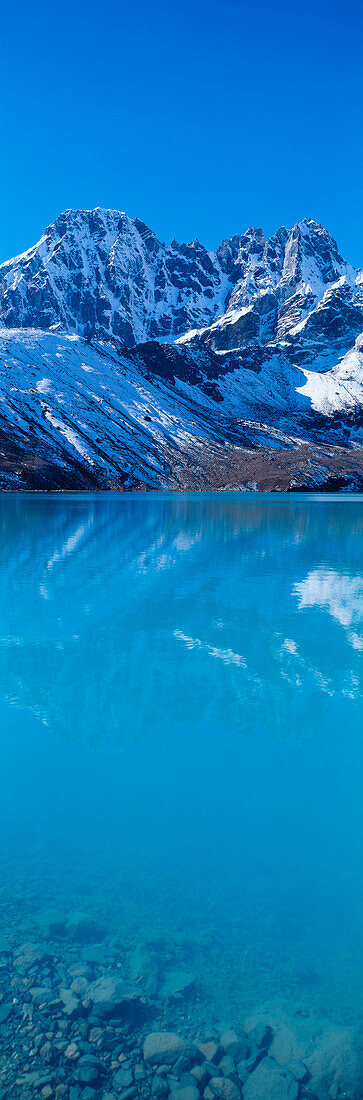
(0, 494, 362, 745)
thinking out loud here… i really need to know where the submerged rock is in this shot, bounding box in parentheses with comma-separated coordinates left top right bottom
(152, 1077, 170, 1096)
(243, 1056, 298, 1099)
(113, 1066, 133, 1088)
(29, 986, 54, 1006)
(0, 1003, 13, 1024)
(220, 1030, 249, 1062)
(158, 969, 196, 1001)
(88, 975, 141, 1018)
(209, 1078, 241, 1099)
(198, 1041, 223, 1064)
(74, 1054, 104, 1084)
(247, 1023, 273, 1051)
(13, 942, 50, 970)
(245, 1002, 363, 1100)
(286, 1057, 310, 1082)
(37, 908, 67, 938)
(39, 1041, 57, 1065)
(80, 944, 109, 965)
(129, 943, 159, 997)
(66, 911, 105, 944)
(171, 1087, 199, 1100)
(143, 1032, 199, 1067)
(60, 987, 83, 1019)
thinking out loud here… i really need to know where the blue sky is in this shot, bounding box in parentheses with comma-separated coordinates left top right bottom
(1, 0, 362, 265)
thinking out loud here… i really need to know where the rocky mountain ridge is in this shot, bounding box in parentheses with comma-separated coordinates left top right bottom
(0, 210, 361, 350)
(0, 209, 362, 490)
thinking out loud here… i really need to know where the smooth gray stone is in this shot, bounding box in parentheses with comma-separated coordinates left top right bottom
(0, 1003, 13, 1024)
(87, 975, 140, 1017)
(221, 1030, 250, 1062)
(143, 1032, 199, 1068)
(243, 1057, 299, 1100)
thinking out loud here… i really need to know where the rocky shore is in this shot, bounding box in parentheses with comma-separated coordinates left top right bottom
(0, 911, 362, 1100)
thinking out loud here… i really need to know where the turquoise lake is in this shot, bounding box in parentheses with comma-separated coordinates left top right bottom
(0, 493, 362, 1029)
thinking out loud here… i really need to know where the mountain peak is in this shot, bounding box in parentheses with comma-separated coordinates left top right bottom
(296, 216, 324, 232)
(0, 207, 360, 349)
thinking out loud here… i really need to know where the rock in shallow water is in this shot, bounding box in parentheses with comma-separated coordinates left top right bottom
(66, 911, 105, 944)
(198, 1041, 223, 1064)
(37, 908, 67, 938)
(113, 1066, 133, 1087)
(0, 1003, 13, 1024)
(129, 942, 159, 997)
(30, 985, 53, 1006)
(248, 1023, 273, 1051)
(209, 1077, 241, 1099)
(171, 1087, 199, 1100)
(13, 943, 50, 970)
(243, 1056, 299, 1100)
(220, 1029, 249, 1062)
(152, 1078, 170, 1097)
(158, 969, 196, 1001)
(87, 975, 141, 1017)
(245, 1002, 363, 1100)
(286, 1057, 310, 1082)
(143, 1032, 200, 1068)
(74, 1054, 104, 1084)
(60, 987, 82, 1019)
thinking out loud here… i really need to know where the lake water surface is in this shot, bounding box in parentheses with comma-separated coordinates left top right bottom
(0, 493, 362, 1031)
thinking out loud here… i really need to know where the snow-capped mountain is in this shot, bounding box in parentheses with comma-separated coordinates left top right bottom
(1, 209, 361, 350)
(0, 208, 362, 490)
(0, 208, 232, 345)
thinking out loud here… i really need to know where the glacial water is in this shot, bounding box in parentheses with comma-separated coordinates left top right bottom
(0, 493, 362, 1034)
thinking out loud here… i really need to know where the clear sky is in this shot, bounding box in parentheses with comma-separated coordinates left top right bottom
(1, 0, 362, 265)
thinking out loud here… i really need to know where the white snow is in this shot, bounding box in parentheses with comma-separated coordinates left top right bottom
(297, 335, 363, 414)
(36, 378, 52, 394)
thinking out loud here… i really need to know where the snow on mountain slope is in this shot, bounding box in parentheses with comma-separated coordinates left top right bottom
(1, 210, 361, 356)
(0, 209, 231, 345)
(0, 329, 196, 486)
(1, 325, 363, 491)
(0, 208, 363, 490)
(0, 328, 258, 489)
(179, 225, 363, 357)
(175, 329, 363, 433)
(298, 333, 363, 418)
